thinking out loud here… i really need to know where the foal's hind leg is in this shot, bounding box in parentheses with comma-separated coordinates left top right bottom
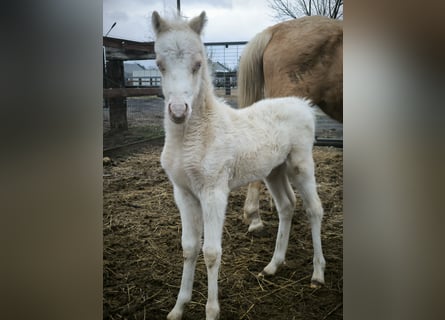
(260, 164, 296, 276)
(168, 186, 203, 320)
(243, 181, 264, 232)
(287, 152, 326, 288)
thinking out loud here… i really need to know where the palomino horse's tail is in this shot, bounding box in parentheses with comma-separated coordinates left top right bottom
(237, 29, 273, 108)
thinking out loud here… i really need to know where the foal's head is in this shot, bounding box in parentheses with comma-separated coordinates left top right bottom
(152, 11, 208, 124)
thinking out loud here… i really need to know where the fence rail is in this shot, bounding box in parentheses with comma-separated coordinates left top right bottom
(103, 87, 162, 99)
(126, 76, 162, 87)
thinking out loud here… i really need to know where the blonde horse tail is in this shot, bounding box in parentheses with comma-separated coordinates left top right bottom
(238, 29, 272, 108)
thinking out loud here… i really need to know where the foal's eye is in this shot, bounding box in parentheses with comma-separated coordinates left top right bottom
(192, 61, 201, 74)
(156, 61, 165, 73)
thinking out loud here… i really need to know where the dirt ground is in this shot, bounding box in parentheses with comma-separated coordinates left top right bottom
(103, 142, 342, 320)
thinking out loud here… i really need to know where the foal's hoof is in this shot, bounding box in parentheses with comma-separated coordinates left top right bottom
(247, 219, 264, 233)
(310, 279, 324, 288)
(257, 271, 267, 279)
(257, 268, 273, 279)
(167, 309, 182, 320)
(258, 267, 275, 279)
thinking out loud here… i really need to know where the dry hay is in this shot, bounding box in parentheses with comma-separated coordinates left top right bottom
(103, 143, 343, 319)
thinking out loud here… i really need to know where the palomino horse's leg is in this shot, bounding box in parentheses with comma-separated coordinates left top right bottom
(167, 186, 203, 320)
(200, 187, 228, 320)
(287, 152, 326, 287)
(260, 164, 296, 276)
(243, 181, 264, 232)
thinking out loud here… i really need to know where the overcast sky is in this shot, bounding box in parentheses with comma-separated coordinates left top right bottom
(103, 0, 278, 43)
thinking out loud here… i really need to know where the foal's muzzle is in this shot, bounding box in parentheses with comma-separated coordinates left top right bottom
(168, 103, 189, 124)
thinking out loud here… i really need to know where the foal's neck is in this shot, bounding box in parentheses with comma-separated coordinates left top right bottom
(187, 64, 218, 120)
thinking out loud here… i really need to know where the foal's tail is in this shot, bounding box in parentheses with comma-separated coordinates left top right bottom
(238, 29, 272, 108)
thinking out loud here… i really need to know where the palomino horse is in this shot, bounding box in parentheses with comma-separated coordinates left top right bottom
(238, 16, 343, 232)
(152, 11, 325, 320)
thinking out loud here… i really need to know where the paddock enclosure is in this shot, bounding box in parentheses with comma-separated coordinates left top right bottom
(103, 140, 342, 319)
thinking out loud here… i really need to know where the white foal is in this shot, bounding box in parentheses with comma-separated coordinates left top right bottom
(152, 11, 325, 320)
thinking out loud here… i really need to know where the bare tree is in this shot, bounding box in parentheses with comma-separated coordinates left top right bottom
(268, 0, 343, 21)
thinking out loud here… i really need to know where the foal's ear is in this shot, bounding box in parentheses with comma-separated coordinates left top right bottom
(188, 11, 207, 35)
(152, 11, 169, 36)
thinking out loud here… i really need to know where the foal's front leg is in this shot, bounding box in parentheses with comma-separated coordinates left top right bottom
(167, 186, 203, 320)
(200, 188, 228, 320)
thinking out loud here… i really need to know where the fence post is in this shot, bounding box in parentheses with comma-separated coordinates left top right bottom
(106, 60, 128, 131)
(224, 72, 231, 95)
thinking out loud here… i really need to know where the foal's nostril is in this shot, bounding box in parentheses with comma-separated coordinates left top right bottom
(168, 102, 188, 123)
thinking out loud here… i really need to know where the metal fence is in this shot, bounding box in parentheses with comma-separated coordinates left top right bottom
(205, 42, 247, 70)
